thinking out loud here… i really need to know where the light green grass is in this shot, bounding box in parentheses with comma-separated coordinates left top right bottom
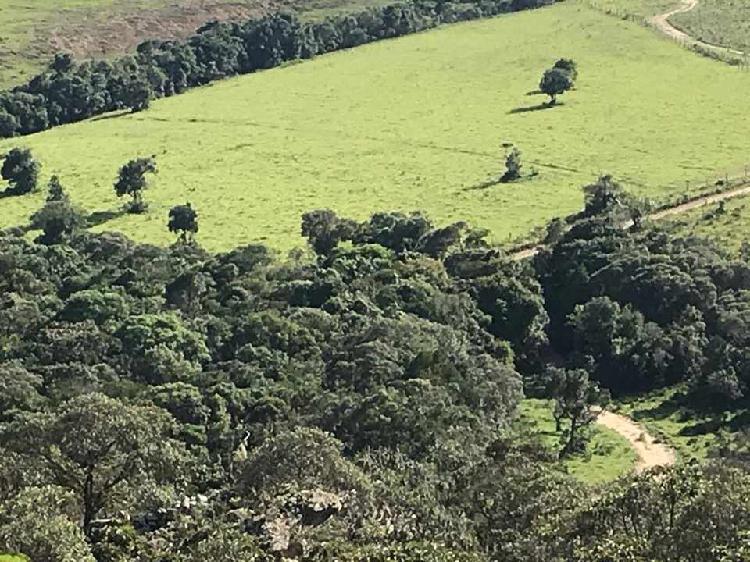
(668, 0, 750, 54)
(520, 399, 637, 484)
(3, 3, 750, 251)
(0, 555, 28, 562)
(617, 386, 750, 461)
(666, 197, 750, 254)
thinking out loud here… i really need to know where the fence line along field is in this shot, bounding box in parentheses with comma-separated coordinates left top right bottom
(3, 2, 750, 251)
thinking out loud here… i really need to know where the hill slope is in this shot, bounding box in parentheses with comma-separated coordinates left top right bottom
(3, 2, 750, 251)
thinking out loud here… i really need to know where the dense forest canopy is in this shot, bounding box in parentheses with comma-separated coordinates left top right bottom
(0, 171, 749, 560)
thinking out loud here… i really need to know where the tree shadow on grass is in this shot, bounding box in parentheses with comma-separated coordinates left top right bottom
(509, 102, 562, 115)
(464, 178, 502, 191)
(90, 110, 131, 123)
(86, 208, 127, 228)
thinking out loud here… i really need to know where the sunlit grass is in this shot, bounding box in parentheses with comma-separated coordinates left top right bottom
(519, 399, 637, 485)
(4, 3, 750, 251)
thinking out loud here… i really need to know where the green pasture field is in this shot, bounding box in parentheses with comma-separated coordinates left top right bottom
(0, 555, 27, 562)
(519, 399, 637, 484)
(3, 2, 750, 252)
(671, 0, 750, 54)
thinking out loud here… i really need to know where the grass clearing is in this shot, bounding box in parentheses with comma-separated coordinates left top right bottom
(0, 556, 27, 562)
(3, 3, 750, 251)
(617, 386, 750, 461)
(519, 399, 637, 484)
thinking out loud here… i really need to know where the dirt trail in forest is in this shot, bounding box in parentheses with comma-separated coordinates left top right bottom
(648, 0, 746, 57)
(596, 410, 676, 471)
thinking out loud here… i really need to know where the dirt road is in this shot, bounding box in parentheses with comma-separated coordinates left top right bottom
(648, 0, 746, 57)
(596, 410, 676, 471)
(649, 0, 698, 43)
(510, 181, 750, 260)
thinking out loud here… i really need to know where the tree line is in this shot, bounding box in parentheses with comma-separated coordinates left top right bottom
(0, 0, 554, 138)
(0, 163, 750, 559)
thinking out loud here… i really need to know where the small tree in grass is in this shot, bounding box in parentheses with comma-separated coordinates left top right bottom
(501, 146, 523, 182)
(539, 67, 573, 106)
(1, 147, 40, 195)
(168, 202, 199, 244)
(114, 156, 157, 213)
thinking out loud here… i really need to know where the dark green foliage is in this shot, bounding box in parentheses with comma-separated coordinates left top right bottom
(501, 146, 523, 182)
(114, 156, 157, 213)
(544, 366, 609, 456)
(539, 67, 573, 105)
(1, 147, 40, 195)
(2, 198, 750, 559)
(0, 0, 555, 138)
(168, 202, 199, 244)
(553, 58, 578, 80)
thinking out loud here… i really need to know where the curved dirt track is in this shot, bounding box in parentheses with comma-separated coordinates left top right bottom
(649, 0, 698, 43)
(510, 181, 750, 260)
(648, 0, 746, 57)
(596, 410, 676, 472)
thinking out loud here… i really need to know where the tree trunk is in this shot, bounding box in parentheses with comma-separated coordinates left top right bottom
(83, 467, 95, 538)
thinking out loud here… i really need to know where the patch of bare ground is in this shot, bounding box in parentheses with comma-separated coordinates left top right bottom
(46, 0, 291, 60)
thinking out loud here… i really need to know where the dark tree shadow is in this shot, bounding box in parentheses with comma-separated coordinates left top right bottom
(525, 89, 543, 96)
(86, 208, 127, 227)
(90, 110, 131, 123)
(509, 102, 562, 114)
(464, 178, 502, 191)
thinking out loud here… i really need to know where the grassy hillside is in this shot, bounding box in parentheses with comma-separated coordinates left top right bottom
(671, 0, 750, 54)
(0, 0, 391, 88)
(584, 0, 675, 20)
(3, 3, 750, 251)
(663, 196, 750, 253)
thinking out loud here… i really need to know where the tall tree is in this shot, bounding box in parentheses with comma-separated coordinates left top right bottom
(168, 202, 199, 244)
(544, 366, 609, 457)
(114, 156, 157, 213)
(0, 393, 183, 537)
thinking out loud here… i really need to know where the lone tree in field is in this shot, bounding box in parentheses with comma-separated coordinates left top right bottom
(539, 67, 573, 106)
(114, 156, 157, 213)
(168, 202, 199, 244)
(553, 58, 578, 81)
(501, 146, 523, 182)
(1, 147, 41, 195)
